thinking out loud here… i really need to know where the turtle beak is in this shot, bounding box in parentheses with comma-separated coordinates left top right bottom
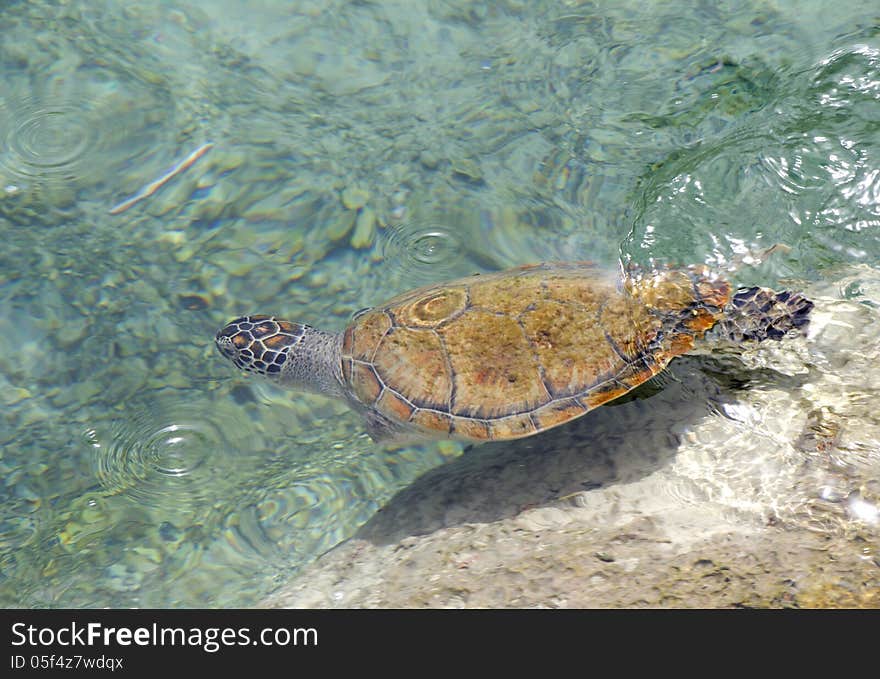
(215, 332, 238, 360)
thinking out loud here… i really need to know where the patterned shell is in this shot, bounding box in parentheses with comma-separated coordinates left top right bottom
(340, 262, 730, 441)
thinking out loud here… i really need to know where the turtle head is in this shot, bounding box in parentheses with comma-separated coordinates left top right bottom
(215, 315, 305, 379)
(215, 315, 344, 398)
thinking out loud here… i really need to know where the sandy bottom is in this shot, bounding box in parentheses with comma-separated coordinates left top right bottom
(264, 516, 877, 608)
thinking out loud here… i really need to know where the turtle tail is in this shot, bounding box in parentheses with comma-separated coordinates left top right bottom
(712, 287, 813, 342)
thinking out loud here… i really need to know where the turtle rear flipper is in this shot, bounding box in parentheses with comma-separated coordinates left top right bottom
(713, 287, 813, 342)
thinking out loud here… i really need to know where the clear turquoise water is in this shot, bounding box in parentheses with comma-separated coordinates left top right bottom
(0, 0, 878, 607)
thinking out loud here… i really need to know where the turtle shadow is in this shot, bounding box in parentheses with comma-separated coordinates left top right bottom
(354, 356, 812, 546)
(354, 358, 748, 547)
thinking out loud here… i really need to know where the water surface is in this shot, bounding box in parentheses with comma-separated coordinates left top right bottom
(0, 0, 878, 606)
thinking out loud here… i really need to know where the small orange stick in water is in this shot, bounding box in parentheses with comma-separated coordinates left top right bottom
(109, 142, 214, 215)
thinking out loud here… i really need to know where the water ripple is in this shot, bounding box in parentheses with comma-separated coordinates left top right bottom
(625, 50, 880, 272)
(0, 66, 174, 193)
(4, 103, 95, 176)
(813, 44, 880, 111)
(381, 221, 466, 286)
(89, 399, 247, 515)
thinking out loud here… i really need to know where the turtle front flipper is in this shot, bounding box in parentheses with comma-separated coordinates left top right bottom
(712, 287, 813, 342)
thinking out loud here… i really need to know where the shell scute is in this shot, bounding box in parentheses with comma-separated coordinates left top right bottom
(372, 327, 451, 409)
(344, 310, 392, 362)
(519, 299, 614, 398)
(442, 310, 548, 419)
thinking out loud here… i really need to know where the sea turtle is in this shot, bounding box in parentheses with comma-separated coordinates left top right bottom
(215, 262, 812, 443)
